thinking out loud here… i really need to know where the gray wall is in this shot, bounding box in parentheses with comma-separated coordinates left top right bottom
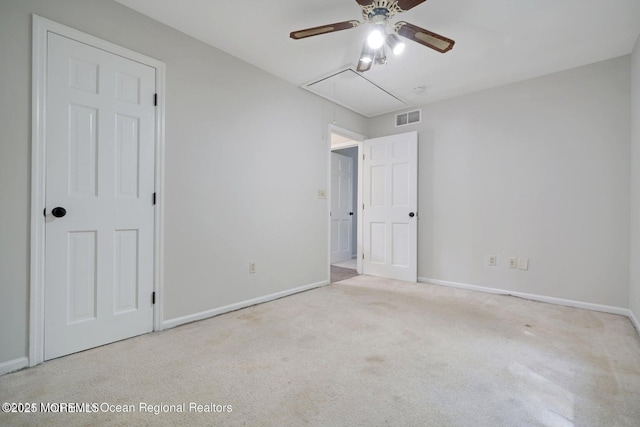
(368, 57, 631, 307)
(630, 35, 640, 322)
(0, 0, 367, 366)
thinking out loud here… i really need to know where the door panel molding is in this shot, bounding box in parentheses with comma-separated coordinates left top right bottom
(30, 15, 166, 366)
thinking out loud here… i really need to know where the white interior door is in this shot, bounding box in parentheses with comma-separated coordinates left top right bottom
(362, 132, 418, 282)
(331, 152, 354, 264)
(44, 32, 156, 360)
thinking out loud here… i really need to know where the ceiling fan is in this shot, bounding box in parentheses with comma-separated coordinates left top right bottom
(289, 0, 455, 72)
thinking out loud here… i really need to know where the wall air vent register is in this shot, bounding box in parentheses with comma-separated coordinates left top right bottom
(396, 109, 421, 127)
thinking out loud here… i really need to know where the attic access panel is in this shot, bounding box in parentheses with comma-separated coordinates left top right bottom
(303, 68, 407, 118)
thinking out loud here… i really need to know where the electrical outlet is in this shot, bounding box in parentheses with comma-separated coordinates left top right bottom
(317, 190, 327, 199)
(487, 255, 497, 266)
(249, 261, 256, 274)
(518, 257, 529, 271)
(508, 257, 518, 268)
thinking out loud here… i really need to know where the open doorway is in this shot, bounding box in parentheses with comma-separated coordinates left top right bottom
(328, 128, 419, 284)
(330, 128, 363, 283)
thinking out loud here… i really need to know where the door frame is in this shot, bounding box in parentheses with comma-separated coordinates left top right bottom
(29, 15, 166, 366)
(328, 124, 365, 276)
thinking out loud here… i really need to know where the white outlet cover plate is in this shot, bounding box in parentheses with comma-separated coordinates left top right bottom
(518, 257, 529, 270)
(508, 257, 518, 268)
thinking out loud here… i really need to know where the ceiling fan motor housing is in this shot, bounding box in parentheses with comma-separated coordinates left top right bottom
(367, 8, 390, 21)
(361, 0, 403, 21)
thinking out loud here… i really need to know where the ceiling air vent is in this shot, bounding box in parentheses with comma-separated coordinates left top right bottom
(395, 109, 421, 127)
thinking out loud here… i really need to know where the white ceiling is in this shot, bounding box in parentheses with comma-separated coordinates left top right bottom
(114, 0, 640, 117)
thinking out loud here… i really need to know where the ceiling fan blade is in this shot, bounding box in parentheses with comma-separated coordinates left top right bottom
(395, 21, 455, 53)
(290, 21, 360, 40)
(395, 0, 428, 11)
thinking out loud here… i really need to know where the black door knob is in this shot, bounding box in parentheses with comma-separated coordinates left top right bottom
(349, 212, 354, 216)
(51, 207, 67, 218)
(409, 212, 415, 218)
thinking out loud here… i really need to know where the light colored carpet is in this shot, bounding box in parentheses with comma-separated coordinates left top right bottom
(1, 275, 640, 426)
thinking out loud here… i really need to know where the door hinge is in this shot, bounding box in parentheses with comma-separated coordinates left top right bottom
(154, 93, 158, 106)
(43, 208, 46, 217)
(152, 192, 156, 205)
(152, 291, 156, 305)
(362, 203, 365, 210)
(363, 154, 365, 160)
(362, 253, 364, 260)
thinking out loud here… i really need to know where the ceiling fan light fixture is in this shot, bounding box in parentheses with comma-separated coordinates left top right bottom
(357, 41, 374, 72)
(374, 46, 387, 65)
(367, 25, 386, 49)
(359, 42, 374, 64)
(387, 33, 405, 55)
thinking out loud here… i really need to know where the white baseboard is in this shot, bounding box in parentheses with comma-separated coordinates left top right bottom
(629, 309, 640, 334)
(0, 357, 28, 376)
(418, 277, 631, 317)
(163, 280, 328, 330)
